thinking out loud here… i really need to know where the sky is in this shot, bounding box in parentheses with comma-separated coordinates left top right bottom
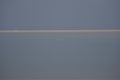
(0, 0, 120, 30)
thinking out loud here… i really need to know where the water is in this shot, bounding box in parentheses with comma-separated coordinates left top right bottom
(0, 32, 120, 80)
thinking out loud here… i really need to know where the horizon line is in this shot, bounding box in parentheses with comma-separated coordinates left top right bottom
(0, 30, 120, 33)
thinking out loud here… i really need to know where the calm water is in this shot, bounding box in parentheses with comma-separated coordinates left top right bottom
(0, 32, 120, 80)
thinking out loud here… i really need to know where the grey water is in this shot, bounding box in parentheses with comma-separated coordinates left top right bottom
(0, 32, 120, 80)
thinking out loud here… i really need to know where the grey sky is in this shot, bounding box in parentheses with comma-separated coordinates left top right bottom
(0, 0, 120, 29)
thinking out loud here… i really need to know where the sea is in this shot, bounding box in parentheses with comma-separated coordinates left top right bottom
(0, 31, 120, 80)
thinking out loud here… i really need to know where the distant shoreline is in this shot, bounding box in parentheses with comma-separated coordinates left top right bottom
(0, 30, 120, 33)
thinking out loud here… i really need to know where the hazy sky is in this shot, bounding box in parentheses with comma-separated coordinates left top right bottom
(0, 0, 120, 29)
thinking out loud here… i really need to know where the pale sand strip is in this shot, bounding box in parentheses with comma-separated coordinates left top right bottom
(0, 30, 120, 33)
